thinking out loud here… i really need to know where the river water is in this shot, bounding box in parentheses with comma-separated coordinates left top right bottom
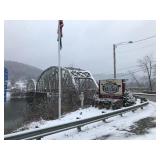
(4, 99, 30, 134)
(4, 96, 78, 134)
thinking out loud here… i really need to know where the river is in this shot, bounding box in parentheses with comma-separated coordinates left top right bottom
(4, 98, 30, 134)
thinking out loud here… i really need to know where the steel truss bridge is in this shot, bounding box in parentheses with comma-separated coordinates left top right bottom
(26, 66, 98, 107)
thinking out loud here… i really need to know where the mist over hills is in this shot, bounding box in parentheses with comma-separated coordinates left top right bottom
(4, 60, 145, 86)
(4, 60, 104, 82)
(4, 61, 43, 81)
(92, 73, 134, 81)
(92, 73, 114, 81)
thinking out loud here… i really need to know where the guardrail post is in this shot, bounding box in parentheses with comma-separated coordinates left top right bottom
(77, 126, 81, 132)
(140, 98, 146, 108)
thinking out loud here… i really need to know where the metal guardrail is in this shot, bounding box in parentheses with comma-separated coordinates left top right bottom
(4, 101, 149, 140)
(133, 93, 156, 96)
(134, 94, 156, 102)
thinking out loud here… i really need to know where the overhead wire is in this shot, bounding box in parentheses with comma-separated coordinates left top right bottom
(114, 35, 156, 76)
(105, 63, 156, 78)
(132, 35, 156, 43)
(102, 35, 156, 78)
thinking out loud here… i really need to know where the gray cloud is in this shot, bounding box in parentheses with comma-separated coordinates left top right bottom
(4, 20, 156, 75)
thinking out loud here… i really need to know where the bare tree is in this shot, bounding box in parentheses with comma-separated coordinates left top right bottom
(152, 63, 156, 91)
(138, 55, 154, 91)
(128, 71, 141, 87)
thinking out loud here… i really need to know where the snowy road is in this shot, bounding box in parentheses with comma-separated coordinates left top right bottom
(43, 102, 155, 140)
(139, 95, 156, 102)
(133, 93, 156, 102)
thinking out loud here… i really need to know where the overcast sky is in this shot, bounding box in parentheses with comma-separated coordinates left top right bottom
(4, 20, 156, 75)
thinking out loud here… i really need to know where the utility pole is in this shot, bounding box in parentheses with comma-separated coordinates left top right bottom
(57, 20, 64, 119)
(113, 41, 133, 79)
(113, 44, 116, 79)
(58, 37, 61, 118)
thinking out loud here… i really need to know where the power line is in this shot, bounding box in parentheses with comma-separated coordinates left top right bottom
(105, 68, 144, 79)
(117, 44, 155, 54)
(118, 65, 156, 78)
(116, 35, 156, 47)
(104, 63, 156, 78)
(117, 62, 155, 72)
(111, 35, 156, 79)
(132, 35, 156, 43)
(118, 64, 139, 71)
(107, 63, 156, 78)
(118, 68, 144, 77)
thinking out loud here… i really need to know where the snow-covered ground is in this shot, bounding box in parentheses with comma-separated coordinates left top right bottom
(17, 100, 156, 140)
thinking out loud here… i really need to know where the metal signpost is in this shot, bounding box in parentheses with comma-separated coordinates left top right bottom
(79, 92, 84, 107)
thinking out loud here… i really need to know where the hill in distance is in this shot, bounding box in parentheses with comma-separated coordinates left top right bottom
(4, 60, 43, 81)
(93, 73, 114, 81)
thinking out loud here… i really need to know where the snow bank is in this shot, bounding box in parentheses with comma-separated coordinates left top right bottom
(17, 101, 156, 140)
(19, 106, 110, 130)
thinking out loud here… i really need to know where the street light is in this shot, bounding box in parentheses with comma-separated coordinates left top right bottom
(113, 41, 133, 79)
